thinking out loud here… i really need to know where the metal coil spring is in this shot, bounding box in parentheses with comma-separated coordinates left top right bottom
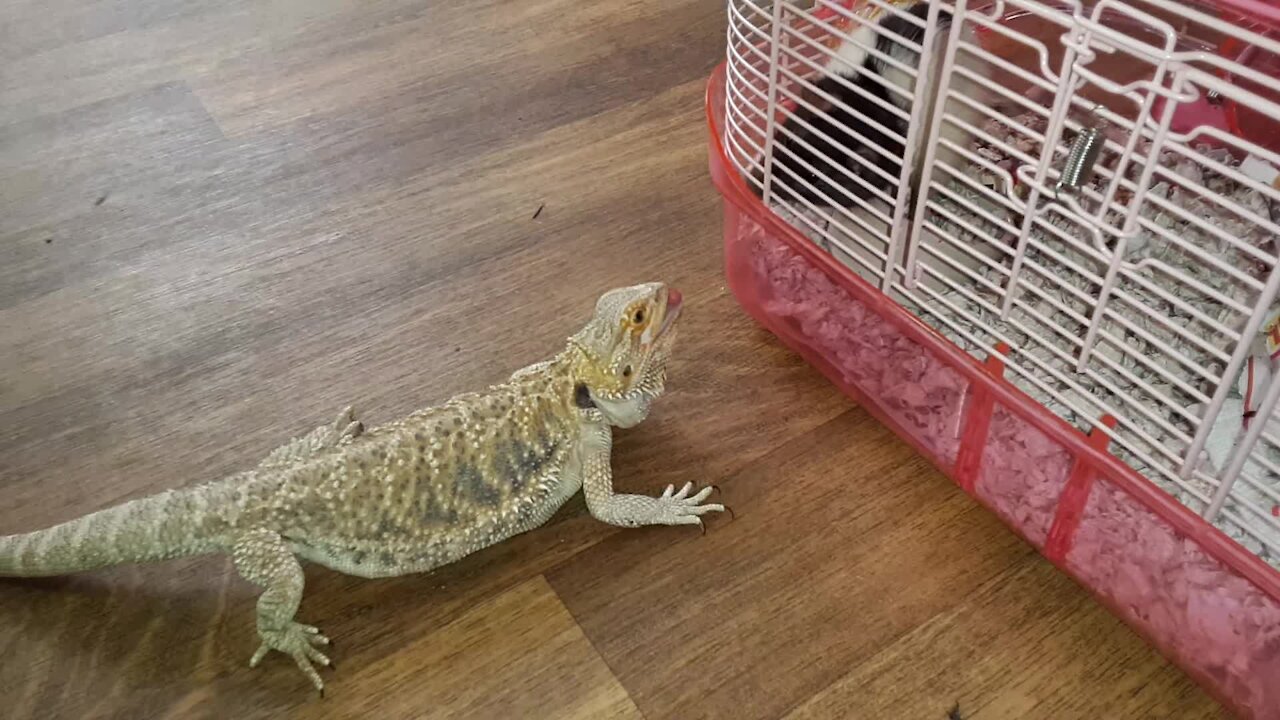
(1055, 125, 1104, 197)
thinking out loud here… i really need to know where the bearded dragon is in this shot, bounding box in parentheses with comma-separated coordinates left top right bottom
(0, 282, 723, 692)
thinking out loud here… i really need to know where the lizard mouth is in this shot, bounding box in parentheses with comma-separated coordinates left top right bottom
(657, 288, 682, 337)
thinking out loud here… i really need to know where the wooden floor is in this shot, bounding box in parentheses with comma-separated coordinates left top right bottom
(0, 1, 1226, 718)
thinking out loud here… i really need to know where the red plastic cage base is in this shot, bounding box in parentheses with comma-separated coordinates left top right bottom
(704, 64, 1280, 719)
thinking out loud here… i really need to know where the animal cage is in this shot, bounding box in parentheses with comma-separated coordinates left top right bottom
(705, 0, 1280, 716)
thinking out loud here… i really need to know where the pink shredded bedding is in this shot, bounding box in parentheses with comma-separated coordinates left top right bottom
(748, 225, 968, 465)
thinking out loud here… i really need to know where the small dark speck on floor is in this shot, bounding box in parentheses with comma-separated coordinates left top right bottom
(948, 702, 965, 720)
(532, 203, 545, 220)
(44, 237, 53, 244)
(453, 346, 460, 353)
(95, 194, 108, 206)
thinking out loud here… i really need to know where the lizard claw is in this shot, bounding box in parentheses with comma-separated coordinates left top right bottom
(706, 486, 736, 520)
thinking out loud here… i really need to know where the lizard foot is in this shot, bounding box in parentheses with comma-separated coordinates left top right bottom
(250, 621, 333, 692)
(653, 482, 725, 531)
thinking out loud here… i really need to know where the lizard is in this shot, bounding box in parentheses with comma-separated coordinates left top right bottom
(0, 281, 724, 693)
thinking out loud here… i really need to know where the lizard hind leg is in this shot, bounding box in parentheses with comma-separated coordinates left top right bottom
(232, 529, 333, 692)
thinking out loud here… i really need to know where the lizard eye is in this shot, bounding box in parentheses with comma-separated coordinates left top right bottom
(633, 309, 645, 324)
(622, 365, 633, 377)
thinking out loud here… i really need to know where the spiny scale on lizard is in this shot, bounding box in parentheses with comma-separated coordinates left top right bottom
(0, 281, 727, 694)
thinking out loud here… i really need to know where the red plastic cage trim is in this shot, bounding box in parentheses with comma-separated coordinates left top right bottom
(954, 342, 1009, 493)
(1044, 414, 1119, 561)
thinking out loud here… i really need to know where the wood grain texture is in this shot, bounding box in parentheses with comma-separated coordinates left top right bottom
(785, 554, 1227, 720)
(0, 0, 1221, 717)
(289, 576, 644, 720)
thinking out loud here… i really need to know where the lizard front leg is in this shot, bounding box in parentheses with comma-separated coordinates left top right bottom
(580, 424, 725, 530)
(232, 529, 333, 692)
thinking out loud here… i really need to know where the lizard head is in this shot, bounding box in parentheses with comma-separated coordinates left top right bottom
(568, 282, 683, 427)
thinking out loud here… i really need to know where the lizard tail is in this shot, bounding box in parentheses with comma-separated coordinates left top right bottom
(0, 486, 225, 577)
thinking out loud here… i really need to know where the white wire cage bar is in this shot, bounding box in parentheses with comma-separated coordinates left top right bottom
(724, 0, 1280, 569)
